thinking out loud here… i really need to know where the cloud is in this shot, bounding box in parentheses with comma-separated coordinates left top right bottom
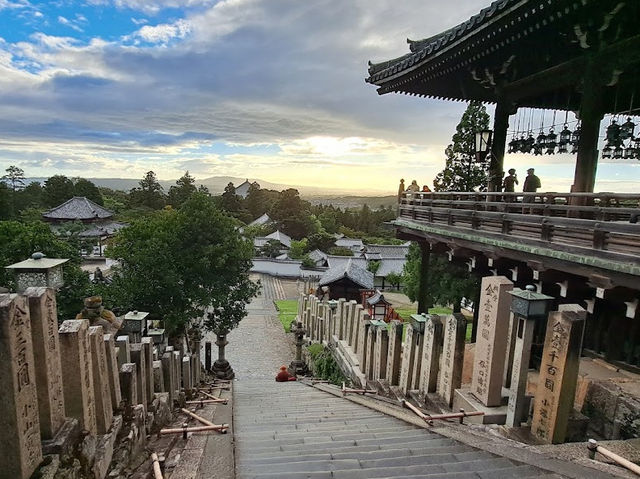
(127, 19, 191, 44)
(57, 15, 84, 32)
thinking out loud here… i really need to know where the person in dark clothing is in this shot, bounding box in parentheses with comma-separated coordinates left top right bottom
(503, 168, 518, 192)
(523, 168, 541, 192)
(523, 168, 541, 213)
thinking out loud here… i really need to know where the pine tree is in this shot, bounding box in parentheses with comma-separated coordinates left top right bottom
(433, 101, 491, 192)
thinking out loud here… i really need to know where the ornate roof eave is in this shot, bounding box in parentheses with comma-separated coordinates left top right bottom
(366, 0, 523, 87)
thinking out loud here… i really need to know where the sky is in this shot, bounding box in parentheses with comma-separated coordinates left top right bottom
(0, 0, 637, 194)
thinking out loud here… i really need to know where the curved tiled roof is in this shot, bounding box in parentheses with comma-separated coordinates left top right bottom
(43, 196, 114, 221)
(318, 259, 374, 289)
(366, 0, 514, 84)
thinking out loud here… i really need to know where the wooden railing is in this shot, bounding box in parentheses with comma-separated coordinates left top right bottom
(397, 192, 640, 262)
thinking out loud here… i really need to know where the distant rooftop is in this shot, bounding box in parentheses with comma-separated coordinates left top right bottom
(247, 213, 272, 228)
(319, 258, 374, 289)
(43, 196, 114, 221)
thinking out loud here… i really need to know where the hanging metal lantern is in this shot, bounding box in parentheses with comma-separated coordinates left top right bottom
(534, 131, 546, 155)
(634, 136, 640, 160)
(558, 140, 569, 154)
(571, 125, 581, 154)
(602, 143, 613, 159)
(522, 133, 535, 154)
(624, 145, 635, 159)
(516, 135, 526, 153)
(508, 137, 518, 154)
(560, 124, 572, 144)
(620, 117, 636, 140)
(545, 127, 557, 154)
(606, 120, 621, 146)
(613, 144, 624, 159)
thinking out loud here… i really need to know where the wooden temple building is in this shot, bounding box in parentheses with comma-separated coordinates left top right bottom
(366, 0, 640, 368)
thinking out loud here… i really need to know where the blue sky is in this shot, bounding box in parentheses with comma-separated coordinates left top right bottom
(0, 0, 637, 193)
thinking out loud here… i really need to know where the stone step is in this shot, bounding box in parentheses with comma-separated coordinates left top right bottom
(234, 417, 401, 433)
(236, 430, 434, 448)
(240, 441, 470, 465)
(243, 424, 419, 440)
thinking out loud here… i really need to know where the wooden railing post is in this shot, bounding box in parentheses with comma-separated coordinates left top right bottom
(501, 214, 512, 235)
(541, 218, 552, 242)
(593, 224, 606, 250)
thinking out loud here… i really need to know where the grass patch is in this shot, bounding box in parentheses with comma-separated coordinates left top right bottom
(395, 305, 453, 321)
(274, 299, 298, 332)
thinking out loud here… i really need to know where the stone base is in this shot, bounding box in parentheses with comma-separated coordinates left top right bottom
(452, 388, 508, 425)
(42, 418, 82, 459)
(289, 359, 309, 377)
(92, 415, 123, 479)
(566, 409, 590, 442)
(212, 360, 235, 380)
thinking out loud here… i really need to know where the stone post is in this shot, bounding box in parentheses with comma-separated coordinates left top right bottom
(172, 351, 181, 397)
(119, 363, 137, 416)
(471, 276, 513, 407)
(356, 312, 371, 371)
(399, 324, 417, 394)
(89, 326, 113, 434)
(409, 317, 426, 392)
(24, 287, 65, 439)
(0, 294, 43, 479)
(342, 301, 352, 345)
(352, 304, 363, 352)
(193, 340, 201, 386)
(506, 315, 535, 427)
(336, 298, 346, 339)
(161, 352, 174, 406)
(420, 314, 444, 395)
(502, 312, 517, 389)
(289, 321, 309, 376)
(103, 334, 122, 412)
(59, 319, 97, 435)
(153, 360, 164, 392)
(373, 323, 389, 381)
(130, 344, 148, 410)
(182, 356, 192, 393)
(386, 320, 403, 386)
(141, 337, 155, 403)
(116, 335, 130, 368)
(532, 307, 586, 444)
(437, 314, 467, 407)
(366, 323, 376, 380)
(205, 341, 212, 371)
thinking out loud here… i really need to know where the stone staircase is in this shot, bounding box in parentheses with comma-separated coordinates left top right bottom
(234, 380, 565, 479)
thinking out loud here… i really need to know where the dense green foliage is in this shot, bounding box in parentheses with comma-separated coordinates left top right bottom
(307, 344, 347, 386)
(402, 244, 479, 313)
(0, 221, 91, 320)
(433, 101, 491, 192)
(104, 192, 258, 337)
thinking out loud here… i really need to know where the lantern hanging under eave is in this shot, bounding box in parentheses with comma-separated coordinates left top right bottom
(602, 143, 613, 159)
(613, 144, 625, 159)
(5, 252, 69, 293)
(545, 127, 557, 154)
(620, 117, 636, 140)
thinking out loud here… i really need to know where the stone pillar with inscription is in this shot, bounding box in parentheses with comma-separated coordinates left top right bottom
(59, 319, 97, 435)
(161, 352, 174, 406)
(373, 322, 389, 381)
(386, 320, 403, 386)
(420, 314, 443, 395)
(130, 344, 148, 409)
(89, 326, 113, 434)
(437, 314, 467, 407)
(506, 314, 535, 427)
(0, 294, 43, 479)
(103, 333, 122, 412)
(141, 337, 155, 403)
(153, 360, 164, 392)
(531, 307, 586, 444)
(399, 324, 417, 394)
(172, 351, 181, 397)
(116, 335, 131, 368)
(409, 315, 427, 392)
(471, 276, 513, 407)
(356, 312, 371, 371)
(24, 287, 65, 439)
(336, 298, 346, 339)
(366, 322, 377, 380)
(352, 304, 363, 352)
(119, 363, 137, 415)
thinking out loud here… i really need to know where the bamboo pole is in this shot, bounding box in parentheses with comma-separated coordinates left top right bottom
(403, 400, 484, 424)
(588, 439, 640, 476)
(186, 399, 228, 405)
(151, 452, 163, 479)
(159, 425, 227, 435)
(198, 390, 227, 402)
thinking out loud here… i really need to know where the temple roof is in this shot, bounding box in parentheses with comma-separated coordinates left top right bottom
(43, 196, 114, 221)
(319, 258, 374, 290)
(366, 0, 640, 113)
(266, 230, 292, 248)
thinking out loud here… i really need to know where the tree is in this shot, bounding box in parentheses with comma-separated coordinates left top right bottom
(129, 171, 165, 209)
(0, 221, 91, 319)
(168, 171, 197, 208)
(367, 260, 381, 274)
(105, 192, 258, 338)
(221, 182, 242, 213)
(385, 272, 402, 290)
(401, 244, 478, 312)
(43, 175, 75, 207)
(74, 178, 104, 205)
(433, 101, 491, 192)
(0, 183, 11, 220)
(260, 239, 283, 258)
(2, 165, 25, 192)
(308, 231, 336, 252)
(328, 246, 353, 256)
(289, 239, 308, 260)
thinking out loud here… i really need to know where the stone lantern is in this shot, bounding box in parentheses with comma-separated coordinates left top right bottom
(123, 310, 149, 342)
(5, 252, 68, 293)
(505, 285, 553, 427)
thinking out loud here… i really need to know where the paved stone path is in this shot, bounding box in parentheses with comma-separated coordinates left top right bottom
(206, 274, 570, 479)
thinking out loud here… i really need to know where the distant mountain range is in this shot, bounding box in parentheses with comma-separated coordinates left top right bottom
(25, 176, 394, 199)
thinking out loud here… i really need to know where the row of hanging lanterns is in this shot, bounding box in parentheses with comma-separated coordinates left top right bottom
(602, 117, 640, 159)
(508, 123, 581, 155)
(506, 108, 640, 159)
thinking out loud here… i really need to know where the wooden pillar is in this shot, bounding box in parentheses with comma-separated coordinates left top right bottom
(489, 97, 513, 192)
(573, 69, 604, 194)
(417, 242, 431, 314)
